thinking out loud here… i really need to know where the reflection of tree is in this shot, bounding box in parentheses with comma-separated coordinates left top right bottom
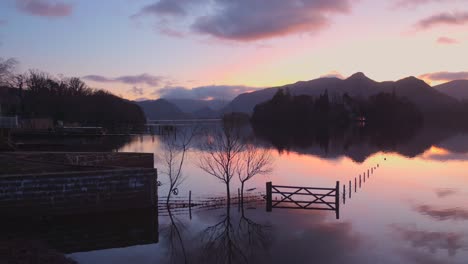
(199, 205, 271, 264)
(237, 206, 271, 259)
(162, 207, 188, 264)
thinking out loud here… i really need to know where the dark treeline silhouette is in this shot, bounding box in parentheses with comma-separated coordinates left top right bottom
(250, 89, 427, 161)
(7, 70, 145, 130)
(251, 89, 423, 129)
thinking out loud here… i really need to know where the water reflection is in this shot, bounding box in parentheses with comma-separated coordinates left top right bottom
(252, 123, 468, 162)
(198, 204, 271, 264)
(0, 209, 158, 254)
(163, 208, 188, 264)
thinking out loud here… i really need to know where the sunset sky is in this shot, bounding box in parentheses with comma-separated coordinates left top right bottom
(1, 0, 468, 100)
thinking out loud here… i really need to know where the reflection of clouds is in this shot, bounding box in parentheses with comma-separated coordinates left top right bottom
(435, 188, 458, 198)
(391, 224, 468, 257)
(398, 248, 460, 264)
(194, 206, 363, 264)
(268, 221, 360, 264)
(415, 205, 468, 221)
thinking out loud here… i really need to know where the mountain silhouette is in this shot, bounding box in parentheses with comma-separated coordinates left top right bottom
(136, 99, 191, 120)
(225, 73, 458, 114)
(434, 80, 468, 100)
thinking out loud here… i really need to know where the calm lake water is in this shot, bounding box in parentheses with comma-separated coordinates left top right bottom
(66, 125, 468, 264)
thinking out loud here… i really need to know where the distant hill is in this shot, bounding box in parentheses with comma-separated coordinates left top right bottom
(434, 80, 468, 100)
(224, 72, 458, 114)
(192, 107, 220, 119)
(136, 99, 191, 120)
(166, 99, 227, 113)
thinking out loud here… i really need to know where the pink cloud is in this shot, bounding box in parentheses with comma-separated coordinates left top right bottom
(16, 0, 72, 17)
(416, 11, 468, 30)
(393, 0, 457, 9)
(419, 71, 468, 82)
(436, 36, 459, 44)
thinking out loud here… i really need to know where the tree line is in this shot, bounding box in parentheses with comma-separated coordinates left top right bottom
(0, 58, 145, 129)
(251, 88, 423, 129)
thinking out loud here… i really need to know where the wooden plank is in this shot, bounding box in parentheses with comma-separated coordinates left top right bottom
(272, 185, 336, 191)
(271, 191, 336, 197)
(273, 206, 335, 211)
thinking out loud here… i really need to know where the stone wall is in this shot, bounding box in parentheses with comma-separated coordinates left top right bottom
(0, 167, 158, 216)
(6, 152, 155, 169)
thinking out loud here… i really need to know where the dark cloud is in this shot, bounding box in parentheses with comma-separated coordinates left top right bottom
(415, 205, 468, 221)
(136, 0, 188, 17)
(15, 0, 73, 17)
(392, 224, 467, 256)
(435, 188, 458, 198)
(192, 0, 351, 41)
(154, 85, 258, 100)
(419, 71, 468, 82)
(83, 74, 164, 87)
(136, 0, 352, 41)
(416, 11, 468, 30)
(129, 86, 144, 96)
(437, 36, 459, 44)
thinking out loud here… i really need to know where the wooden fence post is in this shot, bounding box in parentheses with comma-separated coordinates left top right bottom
(266, 182, 272, 212)
(335, 181, 340, 219)
(189, 190, 192, 220)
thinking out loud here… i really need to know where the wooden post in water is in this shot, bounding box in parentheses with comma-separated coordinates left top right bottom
(355, 177, 357, 192)
(349, 180, 351, 198)
(335, 181, 340, 219)
(359, 175, 362, 188)
(189, 190, 192, 220)
(343, 184, 346, 204)
(266, 182, 272, 212)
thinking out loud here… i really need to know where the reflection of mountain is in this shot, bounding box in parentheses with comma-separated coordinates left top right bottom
(252, 123, 468, 163)
(225, 73, 457, 115)
(434, 80, 468, 100)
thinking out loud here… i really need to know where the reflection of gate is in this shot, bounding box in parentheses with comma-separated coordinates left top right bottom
(265, 182, 340, 219)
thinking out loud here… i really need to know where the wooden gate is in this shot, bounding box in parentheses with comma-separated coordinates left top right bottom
(265, 181, 340, 219)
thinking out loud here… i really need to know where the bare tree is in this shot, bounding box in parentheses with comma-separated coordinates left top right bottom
(160, 126, 197, 205)
(0, 58, 18, 86)
(198, 125, 244, 205)
(236, 143, 273, 204)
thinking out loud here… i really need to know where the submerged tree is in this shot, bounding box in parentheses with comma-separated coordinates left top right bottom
(161, 126, 197, 205)
(198, 124, 244, 206)
(236, 142, 273, 204)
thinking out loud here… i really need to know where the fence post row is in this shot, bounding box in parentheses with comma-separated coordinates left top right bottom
(266, 182, 272, 212)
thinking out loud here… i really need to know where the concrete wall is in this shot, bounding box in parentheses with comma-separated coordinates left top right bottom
(0, 167, 158, 216)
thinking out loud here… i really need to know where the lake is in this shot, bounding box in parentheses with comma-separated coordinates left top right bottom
(64, 124, 468, 264)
